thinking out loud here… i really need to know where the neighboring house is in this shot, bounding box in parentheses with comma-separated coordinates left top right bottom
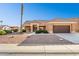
(0, 25, 19, 31)
(0, 26, 3, 30)
(0, 25, 11, 30)
(10, 26, 19, 30)
(23, 18, 79, 33)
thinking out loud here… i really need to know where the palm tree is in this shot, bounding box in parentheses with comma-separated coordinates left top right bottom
(0, 20, 3, 26)
(20, 3, 24, 33)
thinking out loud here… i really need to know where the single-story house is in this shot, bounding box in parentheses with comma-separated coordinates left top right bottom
(23, 18, 79, 33)
(0, 25, 11, 30)
(10, 26, 19, 30)
(0, 25, 19, 31)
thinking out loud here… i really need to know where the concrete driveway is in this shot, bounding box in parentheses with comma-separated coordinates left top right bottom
(55, 33, 79, 44)
(19, 34, 74, 46)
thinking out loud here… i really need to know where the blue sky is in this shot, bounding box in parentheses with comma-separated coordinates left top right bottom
(0, 3, 79, 26)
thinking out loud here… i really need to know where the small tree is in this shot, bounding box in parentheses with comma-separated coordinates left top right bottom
(22, 29, 26, 32)
(0, 30, 7, 35)
(13, 29, 18, 32)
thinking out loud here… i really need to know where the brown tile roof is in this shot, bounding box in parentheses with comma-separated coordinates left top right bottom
(23, 20, 49, 26)
(23, 18, 79, 26)
(66, 18, 79, 22)
(49, 18, 79, 22)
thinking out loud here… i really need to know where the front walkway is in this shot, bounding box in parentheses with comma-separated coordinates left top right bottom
(55, 33, 79, 44)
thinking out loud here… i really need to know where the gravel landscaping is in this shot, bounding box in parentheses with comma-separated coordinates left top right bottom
(0, 34, 27, 44)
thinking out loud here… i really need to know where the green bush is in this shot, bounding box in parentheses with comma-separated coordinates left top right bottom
(35, 30, 48, 34)
(13, 29, 18, 32)
(35, 30, 42, 33)
(22, 29, 26, 32)
(4, 30, 12, 33)
(42, 30, 49, 33)
(0, 30, 7, 35)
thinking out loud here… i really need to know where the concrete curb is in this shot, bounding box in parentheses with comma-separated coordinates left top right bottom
(0, 44, 79, 54)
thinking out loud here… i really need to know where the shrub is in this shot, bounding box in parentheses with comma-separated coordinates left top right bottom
(0, 30, 7, 35)
(13, 29, 18, 32)
(4, 30, 12, 33)
(35, 30, 42, 33)
(22, 29, 26, 32)
(35, 30, 48, 34)
(42, 30, 49, 33)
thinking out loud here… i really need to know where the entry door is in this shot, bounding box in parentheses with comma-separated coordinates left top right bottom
(53, 25, 70, 33)
(33, 25, 37, 32)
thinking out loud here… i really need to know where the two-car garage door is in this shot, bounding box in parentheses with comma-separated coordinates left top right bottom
(53, 25, 70, 33)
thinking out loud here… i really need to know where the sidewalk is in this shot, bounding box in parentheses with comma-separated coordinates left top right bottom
(0, 44, 79, 55)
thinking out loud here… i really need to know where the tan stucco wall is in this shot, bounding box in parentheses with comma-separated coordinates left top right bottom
(45, 23, 53, 33)
(71, 23, 79, 32)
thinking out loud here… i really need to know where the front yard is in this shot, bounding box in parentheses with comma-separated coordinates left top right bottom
(0, 33, 27, 44)
(0, 32, 79, 45)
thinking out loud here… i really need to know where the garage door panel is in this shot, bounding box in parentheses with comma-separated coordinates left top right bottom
(53, 25, 70, 33)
